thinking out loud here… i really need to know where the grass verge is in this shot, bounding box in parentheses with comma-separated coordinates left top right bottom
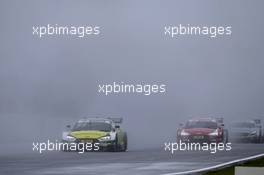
(204, 156, 264, 175)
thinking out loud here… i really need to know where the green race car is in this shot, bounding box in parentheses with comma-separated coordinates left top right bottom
(62, 117, 127, 152)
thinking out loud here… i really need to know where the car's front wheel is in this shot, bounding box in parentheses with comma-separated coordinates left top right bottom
(112, 136, 119, 152)
(223, 130, 229, 144)
(121, 133, 128, 152)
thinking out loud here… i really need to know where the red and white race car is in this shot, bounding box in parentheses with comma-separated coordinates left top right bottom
(177, 117, 228, 143)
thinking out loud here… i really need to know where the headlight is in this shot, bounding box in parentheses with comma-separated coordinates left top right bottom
(180, 130, 190, 136)
(209, 129, 219, 136)
(98, 135, 111, 141)
(66, 135, 76, 142)
(250, 131, 257, 135)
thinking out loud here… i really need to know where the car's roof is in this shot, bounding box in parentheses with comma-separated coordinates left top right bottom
(77, 118, 113, 124)
(188, 118, 217, 122)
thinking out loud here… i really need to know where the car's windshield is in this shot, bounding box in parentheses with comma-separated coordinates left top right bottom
(184, 121, 217, 129)
(72, 121, 112, 132)
(231, 122, 255, 128)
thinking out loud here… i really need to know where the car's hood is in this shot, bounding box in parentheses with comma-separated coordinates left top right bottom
(69, 130, 109, 139)
(184, 128, 214, 135)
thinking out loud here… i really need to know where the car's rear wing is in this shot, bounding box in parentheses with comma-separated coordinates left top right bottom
(108, 117, 123, 124)
(216, 117, 224, 124)
(253, 119, 261, 125)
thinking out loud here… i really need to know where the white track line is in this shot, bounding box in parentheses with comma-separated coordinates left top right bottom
(161, 153, 264, 175)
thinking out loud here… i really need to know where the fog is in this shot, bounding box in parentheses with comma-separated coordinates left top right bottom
(0, 0, 264, 151)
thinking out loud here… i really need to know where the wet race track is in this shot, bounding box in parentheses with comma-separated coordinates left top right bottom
(1, 143, 264, 175)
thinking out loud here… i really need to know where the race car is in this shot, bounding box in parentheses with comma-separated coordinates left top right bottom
(177, 117, 228, 143)
(229, 119, 262, 143)
(62, 117, 128, 152)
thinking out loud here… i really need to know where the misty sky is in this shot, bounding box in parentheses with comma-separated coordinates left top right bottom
(0, 0, 264, 149)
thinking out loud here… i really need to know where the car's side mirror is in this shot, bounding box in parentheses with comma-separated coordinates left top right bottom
(115, 125, 120, 129)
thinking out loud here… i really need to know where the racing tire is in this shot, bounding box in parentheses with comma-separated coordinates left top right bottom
(223, 130, 229, 144)
(121, 133, 128, 152)
(256, 137, 260, 143)
(112, 135, 119, 152)
(258, 130, 262, 143)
